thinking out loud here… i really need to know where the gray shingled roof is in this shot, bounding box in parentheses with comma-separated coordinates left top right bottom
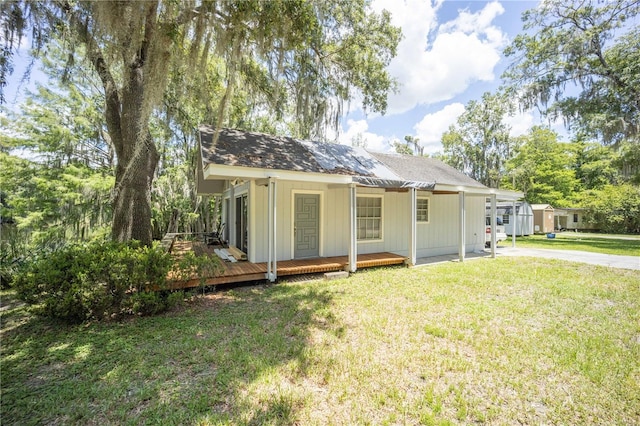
(199, 126, 484, 189)
(369, 152, 486, 189)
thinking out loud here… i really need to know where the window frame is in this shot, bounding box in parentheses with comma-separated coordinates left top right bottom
(573, 213, 579, 223)
(502, 214, 510, 225)
(416, 197, 430, 224)
(356, 194, 383, 242)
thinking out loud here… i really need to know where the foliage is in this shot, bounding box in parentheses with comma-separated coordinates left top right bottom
(393, 135, 423, 156)
(172, 250, 225, 293)
(1, 1, 401, 245)
(504, 126, 579, 206)
(578, 184, 640, 233)
(504, 0, 640, 144)
(392, 139, 413, 155)
(13, 239, 177, 322)
(573, 141, 621, 190)
(441, 91, 516, 187)
(616, 141, 640, 184)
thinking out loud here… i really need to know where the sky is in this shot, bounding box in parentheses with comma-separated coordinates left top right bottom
(335, 0, 555, 154)
(4, 0, 560, 154)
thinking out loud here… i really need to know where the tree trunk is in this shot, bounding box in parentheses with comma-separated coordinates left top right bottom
(108, 67, 159, 245)
(111, 142, 158, 244)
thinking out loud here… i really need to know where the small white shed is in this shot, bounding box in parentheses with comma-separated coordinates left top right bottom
(486, 201, 534, 236)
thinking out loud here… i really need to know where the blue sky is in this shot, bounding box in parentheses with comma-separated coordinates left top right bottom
(336, 0, 557, 153)
(5, 1, 557, 153)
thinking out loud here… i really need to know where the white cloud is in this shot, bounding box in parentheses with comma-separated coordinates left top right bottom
(338, 119, 390, 152)
(373, 0, 508, 114)
(504, 110, 534, 137)
(413, 103, 466, 154)
(412, 101, 536, 155)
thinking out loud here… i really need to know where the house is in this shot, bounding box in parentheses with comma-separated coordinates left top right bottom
(486, 201, 534, 236)
(554, 207, 598, 232)
(531, 204, 555, 233)
(197, 127, 522, 281)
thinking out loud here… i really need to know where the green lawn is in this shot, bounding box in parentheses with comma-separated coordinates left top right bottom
(2, 258, 639, 425)
(510, 232, 640, 256)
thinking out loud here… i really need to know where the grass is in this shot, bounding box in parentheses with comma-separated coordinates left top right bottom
(510, 232, 640, 256)
(2, 258, 640, 425)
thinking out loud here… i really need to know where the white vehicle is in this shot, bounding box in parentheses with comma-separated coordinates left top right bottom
(485, 216, 507, 247)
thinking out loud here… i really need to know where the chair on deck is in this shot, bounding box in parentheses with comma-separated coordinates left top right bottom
(206, 223, 226, 247)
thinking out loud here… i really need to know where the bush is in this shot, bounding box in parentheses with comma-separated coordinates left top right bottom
(128, 291, 164, 316)
(171, 251, 224, 291)
(13, 239, 174, 323)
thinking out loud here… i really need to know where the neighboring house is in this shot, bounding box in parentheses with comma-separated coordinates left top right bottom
(197, 127, 522, 281)
(554, 208, 599, 232)
(486, 201, 534, 236)
(531, 204, 555, 233)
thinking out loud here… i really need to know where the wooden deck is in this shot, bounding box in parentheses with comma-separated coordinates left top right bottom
(168, 241, 406, 289)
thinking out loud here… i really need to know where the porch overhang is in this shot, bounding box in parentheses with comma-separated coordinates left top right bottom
(433, 183, 524, 200)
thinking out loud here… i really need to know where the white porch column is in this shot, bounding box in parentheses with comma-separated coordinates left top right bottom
(348, 184, 357, 273)
(408, 187, 417, 266)
(512, 200, 517, 248)
(229, 185, 236, 247)
(490, 194, 497, 258)
(266, 177, 278, 282)
(458, 191, 465, 262)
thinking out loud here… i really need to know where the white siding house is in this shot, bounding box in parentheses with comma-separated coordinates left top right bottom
(198, 127, 522, 281)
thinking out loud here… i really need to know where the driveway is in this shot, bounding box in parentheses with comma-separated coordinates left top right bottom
(495, 247, 640, 271)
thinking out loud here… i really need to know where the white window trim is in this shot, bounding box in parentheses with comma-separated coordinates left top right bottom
(416, 196, 430, 224)
(356, 194, 384, 243)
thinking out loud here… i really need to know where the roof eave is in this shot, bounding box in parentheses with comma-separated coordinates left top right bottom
(434, 183, 524, 199)
(203, 163, 354, 184)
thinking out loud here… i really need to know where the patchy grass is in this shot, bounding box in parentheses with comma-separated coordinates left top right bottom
(2, 258, 639, 425)
(510, 232, 640, 256)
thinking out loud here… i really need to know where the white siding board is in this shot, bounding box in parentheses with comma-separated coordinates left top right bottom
(248, 181, 485, 263)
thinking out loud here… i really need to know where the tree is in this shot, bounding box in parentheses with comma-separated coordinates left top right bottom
(503, 0, 640, 145)
(392, 138, 413, 155)
(1, 1, 400, 245)
(572, 141, 621, 190)
(579, 184, 640, 233)
(441, 91, 515, 187)
(504, 126, 579, 207)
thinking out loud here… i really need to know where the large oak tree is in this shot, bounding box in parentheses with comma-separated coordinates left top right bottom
(503, 0, 640, 145)
(1, 1, 400, 245)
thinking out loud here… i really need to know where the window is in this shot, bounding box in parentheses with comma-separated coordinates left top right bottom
(357, 196, 382, 240)
(417, 198, 430, 223)
(573, 213, 579, 223)
(502, 214, 510, 224)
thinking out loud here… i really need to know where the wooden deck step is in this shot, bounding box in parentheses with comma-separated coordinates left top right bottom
(167, 250, 407, 290)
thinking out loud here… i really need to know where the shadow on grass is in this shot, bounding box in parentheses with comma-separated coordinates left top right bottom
(1, 283, 337, 425)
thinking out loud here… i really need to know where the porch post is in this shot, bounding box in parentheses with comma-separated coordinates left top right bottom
(458, 191, 465, 262)
(408, 187, 417, 266)
(229, 184, 236, 248)
(272, 178, 277, 280)
(348, 183, 357, 273)
(490, 194, 497, 258)
(266, 177, 278, 282)
(512, 199, 517, 248)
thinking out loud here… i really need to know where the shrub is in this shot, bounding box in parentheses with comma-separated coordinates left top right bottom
(13, 239, 174, 323)
(171, 251, 224, 292)
(165, 291, 185, 310)
(128, 291, 164, 316)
